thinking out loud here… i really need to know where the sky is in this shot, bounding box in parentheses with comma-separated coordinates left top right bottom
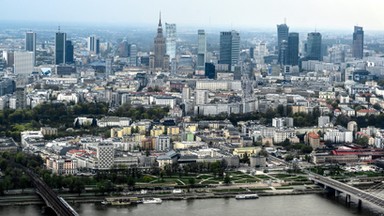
(1, 0, 384, 31)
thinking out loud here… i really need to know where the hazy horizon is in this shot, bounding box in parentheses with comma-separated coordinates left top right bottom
(1, 0, 384, 32)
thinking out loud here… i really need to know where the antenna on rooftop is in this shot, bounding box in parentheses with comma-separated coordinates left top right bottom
(58, 25, 61, 32)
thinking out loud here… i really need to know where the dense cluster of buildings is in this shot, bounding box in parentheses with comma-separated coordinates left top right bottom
(0, 15, 384, 175)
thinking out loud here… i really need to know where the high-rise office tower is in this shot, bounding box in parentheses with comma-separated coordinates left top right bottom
(87, 36, 100, 54)
(352, 26, 364, 59)
(88, 36, 95, 52)
(279, 40, 288, 65)
(25, 31, 36, 65)
(154, 13, 166, 69)
(205, 63, 215, 79)
(165, 23, 176, 60)
(95, 38, 100, 54)
(105, 58, 113, 77)
(219, 30, 240, 69)
(197, 29, 206, 71)
(306, 32, 322, 61)
(287, 32, 299, 66)
(254, 42, 268, 64)
(65, 40, 74, 64)
(277, 23, 289, 64)
(129, 44, 137, 66)
(118, 41, 129, 57)
(14, 51, 34, 87)
(55, 29, 66, 65)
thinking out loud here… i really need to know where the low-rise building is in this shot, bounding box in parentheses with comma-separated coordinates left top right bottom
(97, 116, 131, 128)
(0, 137, 18, 152)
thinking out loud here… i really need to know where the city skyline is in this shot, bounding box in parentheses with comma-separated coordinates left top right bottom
(1, 0, 384, 31)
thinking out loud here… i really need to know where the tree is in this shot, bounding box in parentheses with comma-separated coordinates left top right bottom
(240, 153, 250, 165)
(356, 136, 369, 146)
(74, 118, 80, 129)
(285, 154, 294, 162)
(301, 145, 313, 154)
(223, 175, 231, 185)
(373, 103, 382, 111)
(127, 177, 136, 189)
(91, 118, 97, 127)
(73, 178, 85, 196)
(188, 178, 195, 188)
(19, 175, 29, 193)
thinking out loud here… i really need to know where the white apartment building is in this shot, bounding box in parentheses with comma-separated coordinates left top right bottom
(96, 143, 114, 170)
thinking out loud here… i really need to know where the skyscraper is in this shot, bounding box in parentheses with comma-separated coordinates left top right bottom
(154, 13, 166, 69)
(14, 51, 34, 87)
(118, 41, 129, 57)
(95, 38, 100, 54)
(105, 58, 113, 77)
(88, 36, 100, 54)
(65, 40, 74, 64)
(219, 30, 240, 69)
(165, 23, 176, 60)
(352, 26, 364, 59)
(25, 31, 36, 65)
(55, 29, 66, 65)
(129, 44, 137, 66)
(306, 32, 322, 61)
(287, 32, 299, 66)
(279, 40, 288, 65)
(88, 36, 95, 52)
(277, 23, 289, 64)
(197, 30, 206, 71)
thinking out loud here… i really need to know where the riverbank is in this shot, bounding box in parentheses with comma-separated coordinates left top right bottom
(0, 187, 324, 206)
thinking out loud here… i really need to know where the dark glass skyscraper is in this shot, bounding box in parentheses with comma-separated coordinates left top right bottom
(287, 33, 299, 66)
(306, 32, 322, 61)
(277, 24, 289, 64)
(55, 31, 66, 65)
(88, 36, 100, 54)
(279, 40, 288, 65)
(219, 30, 240, 69)
(352, 26, 364, 59)
(65, 40, 74, 64)
(26, 31, 36, 65)
(25, 32, 36, 52)
(205, 63, 215, 79)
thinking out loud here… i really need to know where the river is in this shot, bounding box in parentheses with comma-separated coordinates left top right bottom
(0, 194, 383, 216)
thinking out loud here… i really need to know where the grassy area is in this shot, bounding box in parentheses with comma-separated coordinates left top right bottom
(232, 179, 259, 184)
(275, 187, 294, 190)
(196, 174, 213, 180)
(248, 188, 273, 191)
(212, 188, 247, 193)
(270, 174, 294, 179)
(204, 180, 221, 184)
(255, 175, 272, 180)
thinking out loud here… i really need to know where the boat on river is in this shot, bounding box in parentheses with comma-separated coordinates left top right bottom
(142, 197, 162, 204)
(101, 197, 141, 205)
(235, 194, 259, 200)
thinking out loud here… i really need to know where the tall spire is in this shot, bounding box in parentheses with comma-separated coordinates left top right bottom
(157, 11, 163, 34)
(158, 11, 162, 27)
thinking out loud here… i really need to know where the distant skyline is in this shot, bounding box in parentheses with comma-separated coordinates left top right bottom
(1, 0, 384, 31)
